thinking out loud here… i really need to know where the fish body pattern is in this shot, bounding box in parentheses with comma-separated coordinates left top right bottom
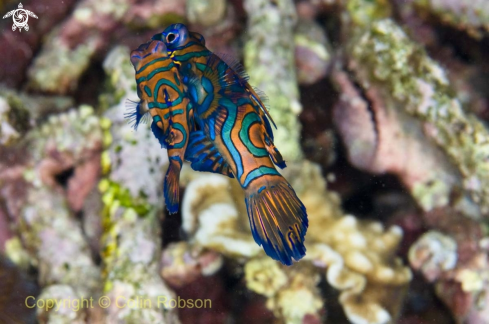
(127, 40, 192, 214)
(153, 24, 308, 266)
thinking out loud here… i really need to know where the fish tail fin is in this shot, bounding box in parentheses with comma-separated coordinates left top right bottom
(245, 179, 308, 265)
(164, 157, 182, 214)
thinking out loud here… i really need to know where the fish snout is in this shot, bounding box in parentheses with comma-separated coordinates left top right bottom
(146, 40, 168, 55)
(130, 40, 168, 70)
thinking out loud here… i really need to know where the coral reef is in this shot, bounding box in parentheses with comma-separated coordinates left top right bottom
(1, 0, 488, 323)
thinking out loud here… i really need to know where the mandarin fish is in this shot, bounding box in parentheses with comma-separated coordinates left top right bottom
(126, 39, 193, 214)
(152, 24, 308, 266)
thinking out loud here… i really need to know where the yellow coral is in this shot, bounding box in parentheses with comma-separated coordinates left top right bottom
(245, 258, 288, 298)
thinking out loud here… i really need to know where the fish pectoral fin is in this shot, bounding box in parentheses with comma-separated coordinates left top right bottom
(124, 99, 150, 130)
(184, 130, 234, 178)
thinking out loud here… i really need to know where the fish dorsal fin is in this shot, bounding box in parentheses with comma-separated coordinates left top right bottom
(249, 86, 277, 130)
(124, 99, 150, 130)
(215, 53, 250, 83)
(214, 53, 277, 130)
(184, 130, 234, 178)
(200, 54, 277, 135)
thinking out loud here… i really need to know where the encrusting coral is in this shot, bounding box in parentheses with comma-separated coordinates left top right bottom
(332, 67, 462, 214)
(160, 241, 223, 288)
(246, 258, 324, 323)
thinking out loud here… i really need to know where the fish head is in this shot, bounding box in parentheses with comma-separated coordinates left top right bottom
(130, 39, 169, 73)
(130, 40, 176, 112)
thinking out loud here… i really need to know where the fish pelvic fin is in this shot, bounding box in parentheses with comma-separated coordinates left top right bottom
(151, 121, 168, 149)
(184, 130, 234, 178)
(164, 156, 182, 214)
(245, 179, 308, 265)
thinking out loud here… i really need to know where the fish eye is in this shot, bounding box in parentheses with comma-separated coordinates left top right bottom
(166, 33, 176, 43)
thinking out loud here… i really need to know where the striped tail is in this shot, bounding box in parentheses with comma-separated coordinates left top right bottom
(245, 179, 308, 265)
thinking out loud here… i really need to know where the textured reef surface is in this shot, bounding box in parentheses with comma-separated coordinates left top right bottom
(0, 0, 488, 323)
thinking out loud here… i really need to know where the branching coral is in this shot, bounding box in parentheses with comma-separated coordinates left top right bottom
(186, 0, 227, 27)
(289, 162, 411, 324)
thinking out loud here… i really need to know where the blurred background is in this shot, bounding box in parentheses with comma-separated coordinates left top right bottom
(0, 0, 488, 323)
